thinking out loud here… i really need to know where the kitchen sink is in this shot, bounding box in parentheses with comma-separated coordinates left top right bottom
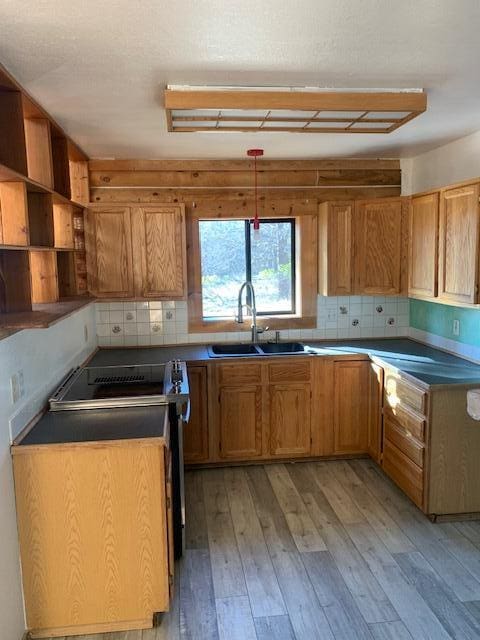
(258, 342, 305, 354)
(208, 344, 262, 357)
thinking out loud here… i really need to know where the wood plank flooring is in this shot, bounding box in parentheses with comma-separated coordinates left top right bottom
(46, 459, 480, 640)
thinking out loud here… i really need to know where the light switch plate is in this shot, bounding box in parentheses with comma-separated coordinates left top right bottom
(10, 373, 20, 404)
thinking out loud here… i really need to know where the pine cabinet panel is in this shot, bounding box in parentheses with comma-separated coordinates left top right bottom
(219, 385, 263, 459)
(13, 440, 171, 636)
(184, 366, 209, 463)
(354, 198, 407, 295)
(438, 184, 480, 304)
(318, 200, 354, 295)
(85, 206, 134, 297)
(132, 205, 187, 299)
(409, 193, 439, 298)
(333, 360, 369, 454)
(269, 383, 311, 456)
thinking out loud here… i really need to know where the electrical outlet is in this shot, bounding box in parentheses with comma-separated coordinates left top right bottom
(84, 324, 89, 342)
(10, 373, 20, 404)
(327, 308, 337, 322)
(453, 319, 460, 336)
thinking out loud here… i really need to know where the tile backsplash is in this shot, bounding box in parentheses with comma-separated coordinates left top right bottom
(95, 296, 410, 346)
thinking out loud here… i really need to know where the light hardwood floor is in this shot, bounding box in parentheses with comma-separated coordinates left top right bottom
(46, 459, 480, 640)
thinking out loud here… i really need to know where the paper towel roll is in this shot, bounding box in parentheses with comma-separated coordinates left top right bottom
(467, 389, 480, 420)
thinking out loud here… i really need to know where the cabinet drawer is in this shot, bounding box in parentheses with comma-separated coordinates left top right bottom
(383, 438, 424, 508)
(385, 374, 427, 415)
(384, 404, 425, 442)
(384, 415, 424, 468)
(218, 363, 262, 385)
(268, 360, 311, 383)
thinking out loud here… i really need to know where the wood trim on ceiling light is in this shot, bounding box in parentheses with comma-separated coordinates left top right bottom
(164, 89, 427, 134)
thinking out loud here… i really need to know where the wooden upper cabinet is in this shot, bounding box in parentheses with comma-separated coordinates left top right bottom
(438, 184, 480, 304)
(184, 365, 209, 464)
(318, 201, 354, 295)
(269, 383, 311, 456)
(333, 359, 369, 454)
(85, 206, 134, 297)
(354, 197, 408, 295)
(409, 193, 439, 298)
(132, 205, 187, 299)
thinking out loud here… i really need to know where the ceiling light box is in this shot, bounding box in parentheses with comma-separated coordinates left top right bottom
(164, 88, 427, 134)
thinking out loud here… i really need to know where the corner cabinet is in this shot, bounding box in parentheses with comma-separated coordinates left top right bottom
(86, 203, 187, 299)
(318, 197, 408, 297)
(408, 192, 439, 298)
(332, 359, 369, 454)
(438, 184, 480, 304)
(354, 197, 408, 295)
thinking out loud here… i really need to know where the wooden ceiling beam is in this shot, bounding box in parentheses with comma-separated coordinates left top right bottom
(88, 158, 400, 172)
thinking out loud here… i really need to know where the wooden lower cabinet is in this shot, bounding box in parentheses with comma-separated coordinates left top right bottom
(367, 362, 384, 463)
(333, 359, 369, 454)
(12, 437, 172, 638)
(269, 383, 311, 456)
(215, 359, 312, 461)
(219, 385, 263, 459)
(184, 365, 209, 463)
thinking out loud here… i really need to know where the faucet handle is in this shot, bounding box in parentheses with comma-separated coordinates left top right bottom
(257, 325, 269, 335)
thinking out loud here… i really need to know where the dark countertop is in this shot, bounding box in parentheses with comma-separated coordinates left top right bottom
(88, 339, 480, 388)
(15, 405, 168, 447)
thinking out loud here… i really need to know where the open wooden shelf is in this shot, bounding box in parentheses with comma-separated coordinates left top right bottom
(0, 297, 93, 330)
(0, 250, 32, 314)
(0, 65, 89, 208)
(0, 64, 91, 331)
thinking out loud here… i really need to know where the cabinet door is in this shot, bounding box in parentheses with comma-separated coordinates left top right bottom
(219, 385, 263, 459)
(85, 206, 133, 297)
(409, 193, 439, 298)
(367, 362, 383, 463)
(269, 383, 311, 457)
(132, 205, 187, 299)
(318, 201, 353, 295)
(184, 366, 209, 464)
(438, 184, 480, 304)
(333, 360, 369, 454)
(354, 198, 407, 295)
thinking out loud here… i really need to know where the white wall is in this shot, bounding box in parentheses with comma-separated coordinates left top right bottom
(401, 128, 480, 194)
(0, 303, 97, 639)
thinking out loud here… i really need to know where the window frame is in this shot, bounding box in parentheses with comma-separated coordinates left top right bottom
(187, 208, 317, 333)
(199, 217, 297, 320)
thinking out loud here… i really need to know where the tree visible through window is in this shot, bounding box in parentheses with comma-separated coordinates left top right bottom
(199, 219, 296, 319)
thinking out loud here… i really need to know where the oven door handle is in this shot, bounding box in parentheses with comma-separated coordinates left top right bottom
(181, 398, 191, 424)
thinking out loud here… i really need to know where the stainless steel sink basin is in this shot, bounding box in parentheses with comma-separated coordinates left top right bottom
(208, 344, 262, 357)
(258, 342, 305, 355)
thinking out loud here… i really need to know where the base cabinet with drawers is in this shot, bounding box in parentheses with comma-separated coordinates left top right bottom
(382, 367, 428, 510)
(185, 354, 480, 519)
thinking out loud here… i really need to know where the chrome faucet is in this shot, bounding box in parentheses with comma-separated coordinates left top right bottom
(236, 281, 268, 343)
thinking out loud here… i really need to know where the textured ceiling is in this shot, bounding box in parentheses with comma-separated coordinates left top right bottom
(1, 0, 479, 159)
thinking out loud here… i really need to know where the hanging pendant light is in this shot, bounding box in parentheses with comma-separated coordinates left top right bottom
(247, 148, 263, 231)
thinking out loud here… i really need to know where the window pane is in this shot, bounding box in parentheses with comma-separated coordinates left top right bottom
(199, 220, 246, 318)
(250, 221, 294, 313)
